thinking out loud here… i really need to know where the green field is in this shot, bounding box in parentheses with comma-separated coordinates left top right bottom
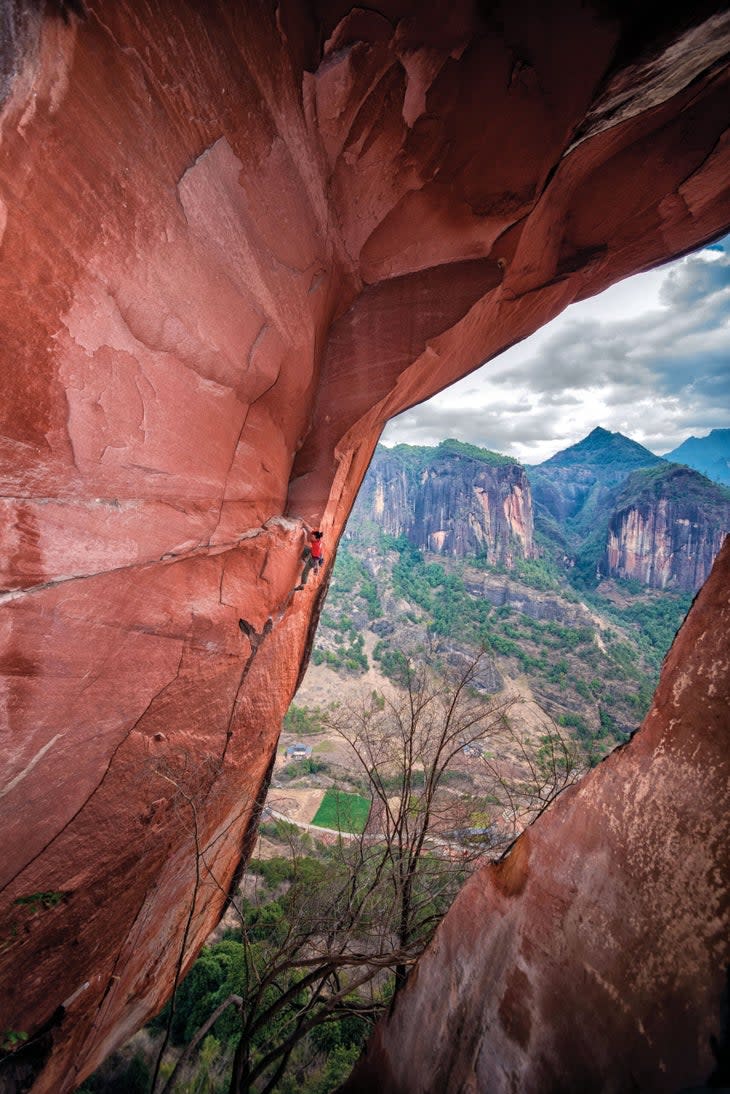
(311, 789, 370, 833)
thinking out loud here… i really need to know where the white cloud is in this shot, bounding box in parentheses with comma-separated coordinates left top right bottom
(382, 236, 730, 463)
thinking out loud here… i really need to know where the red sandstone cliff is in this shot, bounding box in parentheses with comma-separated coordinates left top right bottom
(0, 3, 729, 1090)
(343, 535, 730, 1094)
(605, 497, 730, 590)
(349, 442, 535, 565)
(602, 465, 730, 591)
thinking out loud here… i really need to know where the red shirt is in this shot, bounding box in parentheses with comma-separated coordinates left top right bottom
(310, 534, 323, 559)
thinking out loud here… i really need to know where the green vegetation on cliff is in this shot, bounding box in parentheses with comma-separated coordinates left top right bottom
(435, 438, 520, 467)
(536, 426, 662, 472)
(324, 546, 382, 620)
(567, 463, 730, 591)
(585, 587, 693, 671)
(314, 530, 692, 763)
(615, 462, 730, 509)
(380, 438, 519, 472)
(310, 428, 719, 769)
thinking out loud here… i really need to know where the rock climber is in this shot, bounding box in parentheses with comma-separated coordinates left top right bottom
(309, 529, 324, 573)
(294, 525, 324, 590)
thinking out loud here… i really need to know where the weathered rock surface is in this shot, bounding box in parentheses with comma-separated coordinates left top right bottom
(349, 442, 534, 565)
(603, 465, 730, 590)
(344, 535, 730, 1094)
(0, 2, 729, 1090)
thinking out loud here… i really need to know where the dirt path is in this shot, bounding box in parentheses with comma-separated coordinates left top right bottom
(266, 787, 325, 824)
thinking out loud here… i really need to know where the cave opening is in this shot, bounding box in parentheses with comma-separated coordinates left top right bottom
(137, 236, 730, 1094)
(1, 2, 729, 1091)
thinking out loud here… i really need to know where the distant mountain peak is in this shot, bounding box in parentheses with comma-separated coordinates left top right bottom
(663, 428, 730, 487)
(538, 428, 661, 470)
(665, 427, 730, 452)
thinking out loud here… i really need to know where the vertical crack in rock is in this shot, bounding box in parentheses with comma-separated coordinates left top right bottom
(223, 615, 274, 762)
(207, 403, 252, 547)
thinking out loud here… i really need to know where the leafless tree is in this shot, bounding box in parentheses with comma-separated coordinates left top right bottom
(158, 652, 582, 1094)
(479, 717, 584, 845)
(323, 651, 518, 986)
(224, 820, 416, 1094)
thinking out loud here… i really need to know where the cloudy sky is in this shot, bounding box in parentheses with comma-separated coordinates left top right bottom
(381, 234, 730, 465)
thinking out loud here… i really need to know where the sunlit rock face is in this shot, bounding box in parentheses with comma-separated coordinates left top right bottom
(350, 445, 535, 564)
(605, 498, 728, 590)
(603, 467, 730, 591)
(344, 536, 730, 1094)
(0, 2, 729, 1090)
